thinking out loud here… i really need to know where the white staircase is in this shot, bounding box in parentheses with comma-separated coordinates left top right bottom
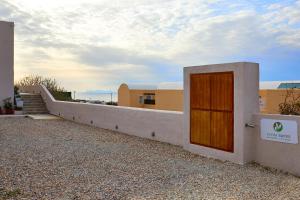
(20, 93, 48, 114)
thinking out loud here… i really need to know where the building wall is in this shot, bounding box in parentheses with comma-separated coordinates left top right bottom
(155, 90, 183, 111)
(259, 90, 268, 113)
(118, 83, 183, 111)
(118, 84, 130, 107)
(119, 85, 298, 114)
(118, 85, 156, 109)
(0, 21, 14, 106)
(183, 62, 259, 164)
(259, 89, 300, 114)
(254, 114, 300, 176)
(129, 90, 156, 109)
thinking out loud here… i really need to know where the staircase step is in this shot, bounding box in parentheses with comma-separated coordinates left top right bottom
(20, 93, 48, 114)
(21, 96, 42, 99)
(23, 111, 48, 114)
(23, 110, 48, 113)
(23, 108, 47, 111)
(22, 98, 44, 101)
(23, 102, 44, 104)
(23, 107, 47, 110)
(23, 104, 46, 107)
(22, 99, 43, 101)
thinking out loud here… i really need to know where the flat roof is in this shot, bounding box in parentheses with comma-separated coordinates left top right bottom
(125, 80, 300, 90)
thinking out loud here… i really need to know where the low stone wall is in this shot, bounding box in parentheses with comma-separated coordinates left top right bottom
(20, 85, 184, 146)
(254, 114, 300, 176)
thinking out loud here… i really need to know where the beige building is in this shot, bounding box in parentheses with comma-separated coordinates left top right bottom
(260, 81, 300, 114)
(118, 81, 300, 114)
(0, 21, 14, 106)
(118, 83, 183, 111)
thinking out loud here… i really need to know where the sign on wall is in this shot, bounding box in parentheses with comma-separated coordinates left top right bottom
(261, 119, 298, 144)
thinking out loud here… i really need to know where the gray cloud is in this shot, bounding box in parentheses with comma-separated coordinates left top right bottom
(75, 45, 178, 69)
(0, 0, 75, 49)
(2, 0, 300, 91)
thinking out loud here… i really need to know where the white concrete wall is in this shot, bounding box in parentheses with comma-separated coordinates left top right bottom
(0, 21, 14, 106)
(254, 114, 300, 176)
(183, 62, 259, 164)
(20, 85, 184, 146)
(20, 85, 300, 176)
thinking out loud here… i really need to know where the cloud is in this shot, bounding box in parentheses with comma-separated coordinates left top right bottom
(75, 45, 177, 68)
(2, 0, 300, 91)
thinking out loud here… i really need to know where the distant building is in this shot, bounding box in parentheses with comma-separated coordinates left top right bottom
(260, 81, 300, 89)
(259, 81, 300, 114)
(118, 83, 183, 111)
(118, 81, 300, 114)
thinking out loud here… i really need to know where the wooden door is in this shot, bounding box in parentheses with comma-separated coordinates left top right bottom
(190, 72, 234, 152)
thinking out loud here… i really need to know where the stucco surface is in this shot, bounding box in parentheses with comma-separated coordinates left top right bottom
(20, 85, 184, 146)
(254, 114, 300, 176)
(0, 21, 14, 106)
(118, 83, 183, 111)
(117, 83, 130, 107)
(260, 89, 300, 114)
(155, 90, 183, 111)
(183, 62, 259, 164)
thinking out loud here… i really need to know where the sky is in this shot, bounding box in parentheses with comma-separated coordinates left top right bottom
(1, 0, 300, 93)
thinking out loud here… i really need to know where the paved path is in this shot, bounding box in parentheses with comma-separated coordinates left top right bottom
(0, 118, 299, 199)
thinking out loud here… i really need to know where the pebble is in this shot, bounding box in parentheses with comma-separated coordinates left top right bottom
(0, 117, 300, 199)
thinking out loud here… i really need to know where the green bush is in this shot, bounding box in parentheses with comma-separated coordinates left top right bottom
(50, 91, 72, 101)
(106, 101, 118, 106)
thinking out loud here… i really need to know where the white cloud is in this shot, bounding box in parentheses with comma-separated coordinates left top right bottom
(1, 0, 300, 92)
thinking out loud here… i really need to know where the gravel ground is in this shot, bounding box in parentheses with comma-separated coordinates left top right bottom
(0, 117, 300, 200)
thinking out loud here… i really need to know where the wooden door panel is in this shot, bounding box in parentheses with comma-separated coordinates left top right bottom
(211, 111, 233, 152)
(190, 72, 234, 152)
(211, 73, 233, 111)
(190, 74, 210, 109)
(190, 110, 210, 146)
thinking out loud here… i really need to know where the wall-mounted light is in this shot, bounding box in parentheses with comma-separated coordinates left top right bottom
(151, 132, 155, 137)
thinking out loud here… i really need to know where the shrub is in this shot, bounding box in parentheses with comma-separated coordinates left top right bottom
(106, 101, 118, 106)
(3, 98, 13, 110)
(279, 89, 300, 115)
(51, 91, 72, 101)
(14, 85, 19, 95)
(16, 75, 72, 101)
(16, 75, 66, 92)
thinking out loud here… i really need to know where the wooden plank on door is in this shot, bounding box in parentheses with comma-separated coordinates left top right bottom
(190, 110, 211, 146)
(211, 72, 233, 111)
(211, 111, 234, 152)
(190, 74, 210, 109)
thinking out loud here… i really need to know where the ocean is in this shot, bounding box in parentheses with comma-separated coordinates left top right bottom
(75, 92, 118, 102)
